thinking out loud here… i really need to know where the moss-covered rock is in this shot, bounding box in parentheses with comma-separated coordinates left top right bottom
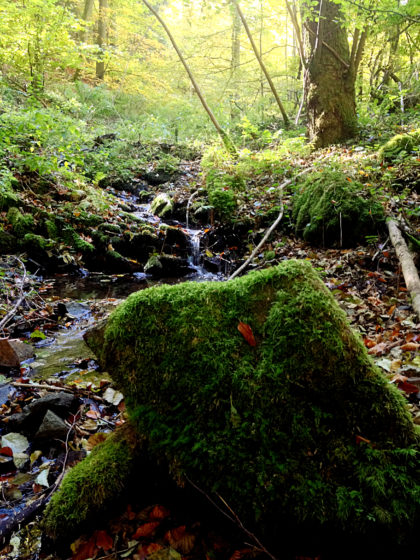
(62, 226, 94, 255)
(293, 170, 385, 246)
(74, 260, 419, 551)
(150, 193, 173, 218)
(0, 169, 20, 210)
(378, 129, 420, 162)
(43, 422, 144, 540)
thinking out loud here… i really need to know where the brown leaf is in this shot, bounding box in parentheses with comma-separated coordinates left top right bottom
(85, 433, 108, 451)
(237, 322, 256, 347)
(355, 435, 371, 445)
(133, 521, 160, 539)
(149, 505, 170, 520)
(71, 538, 98, 560)
(94, 530, 113, 552)
(401, 342, 419, 352)
(165, 526, 195, 554)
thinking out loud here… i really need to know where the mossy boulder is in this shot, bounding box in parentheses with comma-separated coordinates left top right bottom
(378, 129, 420, 162)
(293, 170, 385, 246)
(46, 261, 420, 552)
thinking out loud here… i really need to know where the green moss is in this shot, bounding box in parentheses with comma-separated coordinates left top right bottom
(85, 260, 419, 546)
(43, 423, 142, 540)
(0, 230, 17, 253)
(62, 226, 94, 254)
(7, 207, 34, 236)
(21, 233, 48, 251)
(378, 130, 420, 162)
(293, 170, 385, 246)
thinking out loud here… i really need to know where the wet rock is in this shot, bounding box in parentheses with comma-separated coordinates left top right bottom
(129, 232, 160, 262)
(150, 193, 173, 218)
(34, 410, 68, 441)
(141, 170, 175, 186)
(162, 227, 189, 256)
(6, 392, 78, 435)
(144, 255, 194, 278)
(0, 338, 35, 368)
(0, 381, 12, 406)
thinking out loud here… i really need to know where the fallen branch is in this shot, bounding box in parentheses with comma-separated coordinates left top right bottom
(229, 168, 312, 280)
(387, 218, 420, 320)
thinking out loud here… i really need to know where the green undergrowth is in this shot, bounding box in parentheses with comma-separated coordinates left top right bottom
(79, 260, 420, 550)
(293, 169, 385, 246)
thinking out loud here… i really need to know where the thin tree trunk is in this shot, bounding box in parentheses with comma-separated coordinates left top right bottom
(96, 0, 108, 80)
(141, 0, 236, 154)
(388, 219, 420, 320)
(229, 1, 241, 122)
(232, 0, 289, 128)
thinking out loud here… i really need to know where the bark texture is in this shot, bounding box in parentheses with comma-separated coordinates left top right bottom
(305, 1, 357, 147)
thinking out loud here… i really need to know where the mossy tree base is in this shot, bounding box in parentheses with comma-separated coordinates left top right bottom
(45, 261, 419, 551)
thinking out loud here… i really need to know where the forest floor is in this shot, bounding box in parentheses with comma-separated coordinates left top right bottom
(0, 128, 419, 560)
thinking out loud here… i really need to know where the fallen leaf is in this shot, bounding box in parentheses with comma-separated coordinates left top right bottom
(165, 526, 195, 554)
(401, 343, 419, 352)
(95, 530, 113, 551)
(0, 447, 13, 457)
(237, 322, 256, 347)
(86, 432, 108, 451)
(150, 505, 170, 520)
(72, 538, 97, 560)
(397, 381, 419, 394)
(133, 521, 160, 539)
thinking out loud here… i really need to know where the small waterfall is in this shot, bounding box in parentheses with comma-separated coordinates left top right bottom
(185, 228, 201, 267)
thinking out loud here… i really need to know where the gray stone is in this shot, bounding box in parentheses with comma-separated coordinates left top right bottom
(34, 410, 68, 441)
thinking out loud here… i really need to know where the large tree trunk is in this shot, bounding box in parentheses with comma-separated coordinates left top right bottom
(304, 0, 357, 147)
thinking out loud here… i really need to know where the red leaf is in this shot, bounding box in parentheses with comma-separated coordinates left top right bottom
(95, 530, 113, 551)
(397, 381, 419, 394)
(133, 521, 160, 539)
(237, 322, 256, 346)
(0, 447, 13, 457)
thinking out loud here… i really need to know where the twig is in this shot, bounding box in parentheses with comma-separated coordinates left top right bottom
(185, 476, 278, 560)
(229, 168, 312, 280)
(0, 258, 28, 332)
(11, 382, 106, 402)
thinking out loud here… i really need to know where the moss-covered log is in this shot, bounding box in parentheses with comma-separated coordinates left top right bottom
(45, 261, 420, 551)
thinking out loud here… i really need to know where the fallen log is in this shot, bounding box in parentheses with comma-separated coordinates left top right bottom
(387, 218, 420, 319)
(43, 261, 420, 554)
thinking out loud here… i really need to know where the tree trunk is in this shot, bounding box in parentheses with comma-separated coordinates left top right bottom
(304, 0, 357, 147)
(233, 0, 289, 128)
(141, 0, 236, 155)
(229, 1, 241, 121)
(96, 0, 108, 80)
